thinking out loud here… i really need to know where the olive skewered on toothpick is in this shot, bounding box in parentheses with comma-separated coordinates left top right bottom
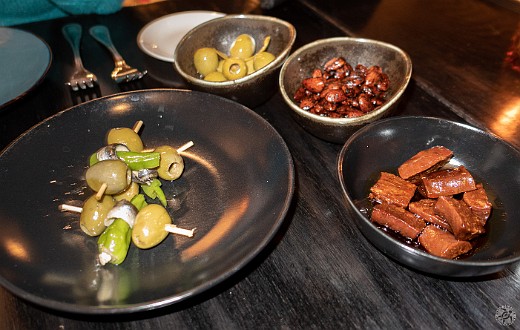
(58, 135, 195, 265)
(58, 202, 196, 238)
(58, 120, 196, 265)
(90, 121, 144, 200)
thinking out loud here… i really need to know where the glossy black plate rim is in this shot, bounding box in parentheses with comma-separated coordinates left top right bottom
(0, 88, 295, 314)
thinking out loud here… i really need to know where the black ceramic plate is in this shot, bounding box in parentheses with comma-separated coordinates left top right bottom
(0, 89, 294, 313)
(338, 116, 520, 277)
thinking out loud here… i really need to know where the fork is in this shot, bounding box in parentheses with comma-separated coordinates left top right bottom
(62, 23, 98, 91)
(89, 25, 147, 83)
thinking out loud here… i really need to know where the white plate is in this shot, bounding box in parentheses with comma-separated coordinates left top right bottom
(137, 11, 225, 62)
(0, 27, 51, 109)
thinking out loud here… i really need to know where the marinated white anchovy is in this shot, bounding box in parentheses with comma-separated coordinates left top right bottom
(104, 200, 138, 228)
(131, 168, 158, 185)
(96, 143, 129, 161)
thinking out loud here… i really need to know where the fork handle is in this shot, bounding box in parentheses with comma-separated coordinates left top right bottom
(62, 23, 85, 69)
(89, 25, 125, 63)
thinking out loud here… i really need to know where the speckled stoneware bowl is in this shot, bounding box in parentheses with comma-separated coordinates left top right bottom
(173, 15, 296, 108)
(279, 37, 412, 144)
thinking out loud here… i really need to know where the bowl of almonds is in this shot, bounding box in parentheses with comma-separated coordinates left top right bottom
(279, 37, 412, 143)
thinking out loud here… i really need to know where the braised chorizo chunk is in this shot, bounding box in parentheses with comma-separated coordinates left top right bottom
(398, 146, 453, 180)
(418, 166, 476, 198)
(418, 225, 472, 259)
(408, 199, 451, 231)
(463, 183, 492, 226)
(365, 146, 493, 260)
(369, 172, 416, 208)
(434, 196, 484, 240)
(371, 202, 426, 240)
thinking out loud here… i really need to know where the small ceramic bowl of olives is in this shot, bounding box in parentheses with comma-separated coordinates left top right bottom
(173, 14, 296, 108)
(279, 37, 412, 144)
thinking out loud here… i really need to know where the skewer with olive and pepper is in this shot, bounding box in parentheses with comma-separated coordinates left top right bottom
(194, 34, 276, 81)
(59, 121, 195, 266)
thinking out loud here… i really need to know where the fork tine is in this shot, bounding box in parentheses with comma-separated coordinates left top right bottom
(122, 70, 147, 83)
(89, 25, 147, 84)
(63, 24, 98, 92)
(66, 82, 79, 92)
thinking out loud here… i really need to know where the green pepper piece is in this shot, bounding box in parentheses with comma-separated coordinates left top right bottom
(116, 151, 160, 171)
(141, 179, 167, 207)
(97, 218, 131, 265)
(89, 151, 160, 170)
(130, 193, 148, 211)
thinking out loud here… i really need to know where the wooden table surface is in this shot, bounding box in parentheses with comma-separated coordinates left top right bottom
(1, 0, 520, 329)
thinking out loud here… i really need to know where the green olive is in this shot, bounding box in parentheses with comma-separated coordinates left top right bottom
(80, 195, 115, 236)
(132, 204, 172, 249)
(246, 59, 255, 75)
(107, 127, 144, 152)
(229, 34, 255, 59)
(204, 71, 227, 82)
(194, 47, 219, 76)
(113, 182, 139, 202)
(253, 51, 275, 70)
(222, 58, 247, 80)
(256, 36, 271, 54)
(154, 145, 184, 180)
(86, 160, 132, 195)
(217, 59, 224, 73)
